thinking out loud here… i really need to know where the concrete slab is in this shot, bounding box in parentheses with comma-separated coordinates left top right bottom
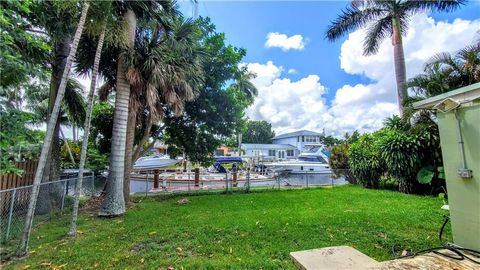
(289, 246, 381, 270)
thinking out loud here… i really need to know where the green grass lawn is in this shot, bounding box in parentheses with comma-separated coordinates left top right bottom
(5, 186, 450, 269)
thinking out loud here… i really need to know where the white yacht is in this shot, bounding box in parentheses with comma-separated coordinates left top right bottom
(268, 146, 331, 174)
(132, 154, 178, 170)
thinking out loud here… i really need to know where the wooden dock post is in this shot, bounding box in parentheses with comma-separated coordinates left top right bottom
(233, 170, 238, 187)
(153, 169, 159, 189)
(194, 168, 200, 187)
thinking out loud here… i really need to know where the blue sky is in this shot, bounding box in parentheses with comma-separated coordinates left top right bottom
(178, 1, 480, 136)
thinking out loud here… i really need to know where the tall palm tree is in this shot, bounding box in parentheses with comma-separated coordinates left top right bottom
(19, 1, 90, 256)
(69, 22, 107, 236)
(99, 0, 178, 216)
(325, 0, 466, 115)
(122, 17, 206, 201)
(98, 8, 136, 217)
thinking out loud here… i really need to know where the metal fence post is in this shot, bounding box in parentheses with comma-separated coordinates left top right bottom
(225, 171, 229, 193)
(61, 179, 68, 213)
(145, 171, 149, 197)
(91, 172, 95, 196)
(6, 189, 17, 240)
(246, 169, 250, 193)
(306, 172, 309, 188)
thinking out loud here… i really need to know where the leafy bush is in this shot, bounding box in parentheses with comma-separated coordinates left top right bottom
(348, 133, 384, 188)
(377, 129, 422, 193)
(329, 143, 356, 184)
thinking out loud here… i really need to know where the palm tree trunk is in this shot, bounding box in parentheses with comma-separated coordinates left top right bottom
(36, 33, 72, 215)
(132, 115, 154, 164)
(18, 1, 90, 257)
(98, 9, 137, 217)
(123, 105, 137, 203)
(68, 24, 106, 236)
(392, 17, 407, 116)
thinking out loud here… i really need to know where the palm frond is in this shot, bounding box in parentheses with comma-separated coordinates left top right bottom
(63, 78, 86, 127)
(401, 0, 466, 15)
(363, 15, 392, 55)
(325, 5, 385, 41)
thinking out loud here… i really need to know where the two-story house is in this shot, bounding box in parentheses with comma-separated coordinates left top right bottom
(272, 130, 324, 152)
(241, 130, 324, 161)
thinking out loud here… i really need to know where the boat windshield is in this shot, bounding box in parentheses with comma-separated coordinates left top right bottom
(303, 146, 321, 153)
(298, 156, 327, 163)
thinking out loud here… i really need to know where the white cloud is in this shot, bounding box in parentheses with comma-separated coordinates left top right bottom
(265, 32, 306, 51)
(247, 15, 480, 137)
(287, 68, 297, 74)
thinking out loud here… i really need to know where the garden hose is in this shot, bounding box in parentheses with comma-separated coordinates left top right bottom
(392, 215, 480, 264)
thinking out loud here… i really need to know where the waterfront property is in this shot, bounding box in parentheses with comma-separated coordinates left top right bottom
(272, 130, 325, 152)
(241, 143, 298, 160)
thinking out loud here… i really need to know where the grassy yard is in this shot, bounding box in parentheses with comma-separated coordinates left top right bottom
(5, 186, 450, 269)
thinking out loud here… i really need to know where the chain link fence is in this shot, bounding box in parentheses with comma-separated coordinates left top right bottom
(129, 168, 352, 197)
(0, 173, 95, 260)
(1, 168, 353, 261)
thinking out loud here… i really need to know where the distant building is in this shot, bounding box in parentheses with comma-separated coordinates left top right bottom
(241, 143, 297, 161)
(153, 141, 168, 154)
(215, 145, 229, 156)
(272, 130, 324, 152)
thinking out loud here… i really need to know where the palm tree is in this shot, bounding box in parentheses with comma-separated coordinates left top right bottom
(97, 8, 136, 217)
(405, 43, 480, 122)
(326, 0, 466, 115)
(122, 17, 206, 201)
(409, 43, 480, 97)
(69, 22, 107, 236)
(99, 0, 178, 216)
(19, 1, 90, 256)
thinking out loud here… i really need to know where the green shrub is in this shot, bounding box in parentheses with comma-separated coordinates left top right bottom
(348, 133, 384, 188)
(329, 143, 356, 184)
(377, 129, 422, 193)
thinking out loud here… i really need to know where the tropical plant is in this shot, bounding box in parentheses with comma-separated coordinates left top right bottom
(19, 1, 90, 256)
(329, 143, 356, 184)
(0, 110, 43, 175)
(408, 43, 480, 97)
(377, 129, 421, 193)
(326, 0, 466, 115)
(120, 17, 205, 200)
(163, 17, 257, 165)
(348, 132, 384, 188)
(69, 6, 109, 236)
(98, 0, 179, 216)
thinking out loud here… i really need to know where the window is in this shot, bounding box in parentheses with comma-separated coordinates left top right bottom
(302, 136, 305, 142)
(287, 150, 294, 156)
(268, 150, 276, 156)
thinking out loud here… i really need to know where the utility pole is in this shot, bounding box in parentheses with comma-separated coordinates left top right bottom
(238, 133, 242, 157)
(192, 0, 199, 19)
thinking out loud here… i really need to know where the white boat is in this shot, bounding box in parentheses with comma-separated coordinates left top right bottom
(132, 154, 178, 170)
(268, 146, 331, 174)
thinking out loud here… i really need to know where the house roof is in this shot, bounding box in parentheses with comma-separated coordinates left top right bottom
(413, 82, 480, 110)
(273, 130, 323, 140)
(241, 143, 297, 150)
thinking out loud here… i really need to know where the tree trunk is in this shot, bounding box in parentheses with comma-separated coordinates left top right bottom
(131, 116, 154, 164)
(68, 24, 106, 237)
(98, 9, 137, 217)
(36, 33, 72, 215)
(18, 1, 90, 257)
(392, 17, 407, 116)
(123, 103, 137, 204)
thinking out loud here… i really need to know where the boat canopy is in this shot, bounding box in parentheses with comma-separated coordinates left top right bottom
(214, 156, 243, 163)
